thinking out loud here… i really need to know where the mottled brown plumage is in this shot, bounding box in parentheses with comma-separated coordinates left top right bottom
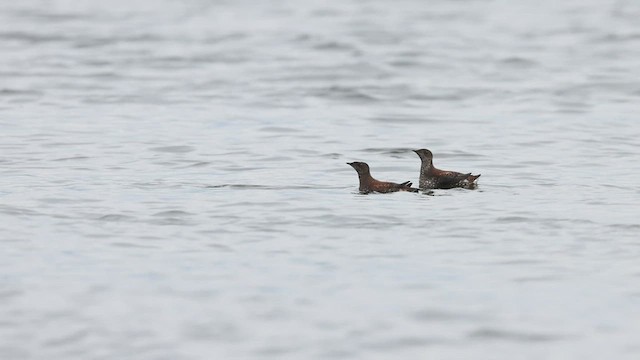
(347, 162, 418, 194)
(413, 149, 480, 189)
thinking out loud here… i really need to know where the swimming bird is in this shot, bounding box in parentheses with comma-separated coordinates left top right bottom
(413, 149, 480, 189)
(347, 162, 418, 194)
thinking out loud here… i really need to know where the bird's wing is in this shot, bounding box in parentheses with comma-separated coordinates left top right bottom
(437, 172, 472, 188)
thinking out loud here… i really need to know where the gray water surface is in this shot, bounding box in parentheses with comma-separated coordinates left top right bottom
(1, 0, 640, 359)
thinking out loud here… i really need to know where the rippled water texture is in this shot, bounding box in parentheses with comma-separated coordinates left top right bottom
(1, 0, 640, 359)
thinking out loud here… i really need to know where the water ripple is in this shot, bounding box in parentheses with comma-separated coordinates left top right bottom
(468, 328, 568, 343)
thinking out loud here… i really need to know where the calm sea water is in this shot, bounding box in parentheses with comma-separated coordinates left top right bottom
(1, 0, 640, 359)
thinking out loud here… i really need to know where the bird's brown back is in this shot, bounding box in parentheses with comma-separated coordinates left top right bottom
(368, 179, 417, 193)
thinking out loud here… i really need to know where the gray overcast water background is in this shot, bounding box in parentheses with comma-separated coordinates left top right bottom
(1, 0, 640, 359)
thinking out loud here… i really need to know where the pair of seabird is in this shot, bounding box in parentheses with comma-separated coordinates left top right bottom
(347, 149, 480, 194)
